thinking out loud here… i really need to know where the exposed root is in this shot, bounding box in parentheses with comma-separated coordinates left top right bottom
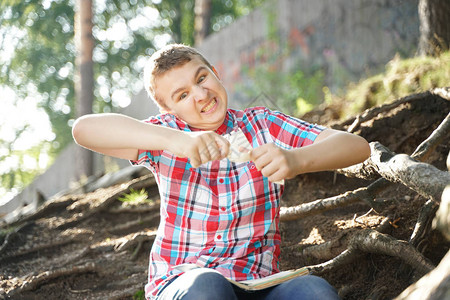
(281, 179, 388, 221)
(298, 233, 347, 261)
(352, 229, 434, 275)
(12, 196, 79, 225)
(395, 249, 450, 300)
(108, 212, 160, 234)
(114, 231, 157, 252)
(368, 142, 450, 202)
(0, 237, 79, 262)
(410, 112, 450, 161)
(108, 201, 160, 214)
(338, 112, 450, 180)
(344, 92, 428, 133)
(307, 248, 362, 274)
(9, 262, 99, 295)
(307, 228, 434, 277)
(56, 174, 155, 230)
(0, 221, 34, 256)
(409, 199, 439, 252)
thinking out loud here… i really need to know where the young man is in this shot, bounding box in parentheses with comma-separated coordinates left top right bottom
(72, 44, 370, 300)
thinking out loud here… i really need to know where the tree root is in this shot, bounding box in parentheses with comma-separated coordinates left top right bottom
(307, 229, 435, 277)
(368, 142, 450, 202)
(9, 262, 99, 295)
(410, 112, 450, 161)
(56, 174, 155, 230)
(280, 178, 389, 221)
(108, 201, 160, 214)
(344, 91, 430, 133)
(395, 249, 450, 300)
(338, 111, 450, 180)
(0, 221, 34, 256)
(282, 111, 450, 221)
(114, 231, 157, 252)
(108, 212, 160, 234)
(12, 196, 79, 226)
(0, 237, 79, 262)
(409, 199, 439, 252)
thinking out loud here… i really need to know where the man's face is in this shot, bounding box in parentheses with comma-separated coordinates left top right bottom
(154, 57, 228, 131)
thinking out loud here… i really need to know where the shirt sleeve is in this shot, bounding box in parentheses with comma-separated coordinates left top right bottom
(129, 117, 163, 173)
(264, 108, 326, 149)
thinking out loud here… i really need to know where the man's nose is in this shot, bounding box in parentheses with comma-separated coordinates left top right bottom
(192, 85, 208, 102)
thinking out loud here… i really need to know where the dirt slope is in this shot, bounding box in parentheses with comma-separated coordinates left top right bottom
(1, 91, 449, 300)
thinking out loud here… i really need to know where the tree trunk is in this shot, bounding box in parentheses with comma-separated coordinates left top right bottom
(74, 0, 94, 180)
(194, 0, 211, 46)
(418, 0, 450, 56)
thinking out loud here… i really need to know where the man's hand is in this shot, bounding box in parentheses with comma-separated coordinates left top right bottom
(250, 143, 298, 183)
(168, 131, 230, 168)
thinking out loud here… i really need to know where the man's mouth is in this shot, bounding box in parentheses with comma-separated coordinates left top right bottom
(201, 98, 217, 113)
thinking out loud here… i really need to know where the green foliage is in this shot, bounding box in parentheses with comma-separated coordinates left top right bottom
(0, 0, 266, 201)
(133, 289, 145, 300)
(118, 188, 151, 206)
(235, 1, 325, 115)
(337, 51, 450, 118)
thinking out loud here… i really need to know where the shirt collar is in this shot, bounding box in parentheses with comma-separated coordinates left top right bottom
(214, 110, 235, 135)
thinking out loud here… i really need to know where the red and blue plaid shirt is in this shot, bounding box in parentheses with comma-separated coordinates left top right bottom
(131, 107, 324, 299)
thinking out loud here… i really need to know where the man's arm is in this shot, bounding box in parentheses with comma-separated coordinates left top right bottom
(250, 128, 371, 183)
(72, 113, 229, 166)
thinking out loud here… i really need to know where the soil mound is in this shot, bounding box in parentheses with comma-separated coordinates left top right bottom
(1, 90, 449, 299)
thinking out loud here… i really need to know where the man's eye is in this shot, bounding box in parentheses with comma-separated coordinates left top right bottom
(179, 92, 188, 100)
(198, 75, 206, 83)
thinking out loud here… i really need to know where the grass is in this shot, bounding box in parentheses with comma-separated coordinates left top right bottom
(118, 188, 152, 206)
(332, 51, 450, 119)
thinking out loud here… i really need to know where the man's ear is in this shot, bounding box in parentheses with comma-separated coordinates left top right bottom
(211, 66, 220, 79)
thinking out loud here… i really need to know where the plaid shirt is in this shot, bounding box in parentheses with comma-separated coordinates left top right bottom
(131, 107, 324, 299)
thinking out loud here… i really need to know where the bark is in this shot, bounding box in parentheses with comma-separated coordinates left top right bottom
(75, 0, 94, 179)
(418, 0, 450, 56)
(432, 185, 450, 240)
(395, 250, 450, 300)
(280, 176, 389, 222)
(409, 198, 439, 251)
(307, 229, 435, 277)
(339, 110, 450, 179)
(194, 0, 211, 45)
(368, 142, 450, 202)
(10, 262, 98, 295)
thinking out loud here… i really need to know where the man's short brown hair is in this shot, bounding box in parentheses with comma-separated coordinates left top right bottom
(143, 44, 214, 110)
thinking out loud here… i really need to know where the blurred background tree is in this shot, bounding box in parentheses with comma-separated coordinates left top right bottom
(0, 0, 266, 201)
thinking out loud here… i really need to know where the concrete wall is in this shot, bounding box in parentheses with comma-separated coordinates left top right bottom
(1, 0, 420, 223)
(198, 0, 420, 108)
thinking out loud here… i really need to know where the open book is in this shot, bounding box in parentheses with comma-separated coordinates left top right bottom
(227, 267, 310, 291)
(173, 264, 310, 291)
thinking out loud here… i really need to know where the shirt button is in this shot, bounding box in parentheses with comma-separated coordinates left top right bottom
(217, 235, 222, 240)
(219, 178, 224, 183)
